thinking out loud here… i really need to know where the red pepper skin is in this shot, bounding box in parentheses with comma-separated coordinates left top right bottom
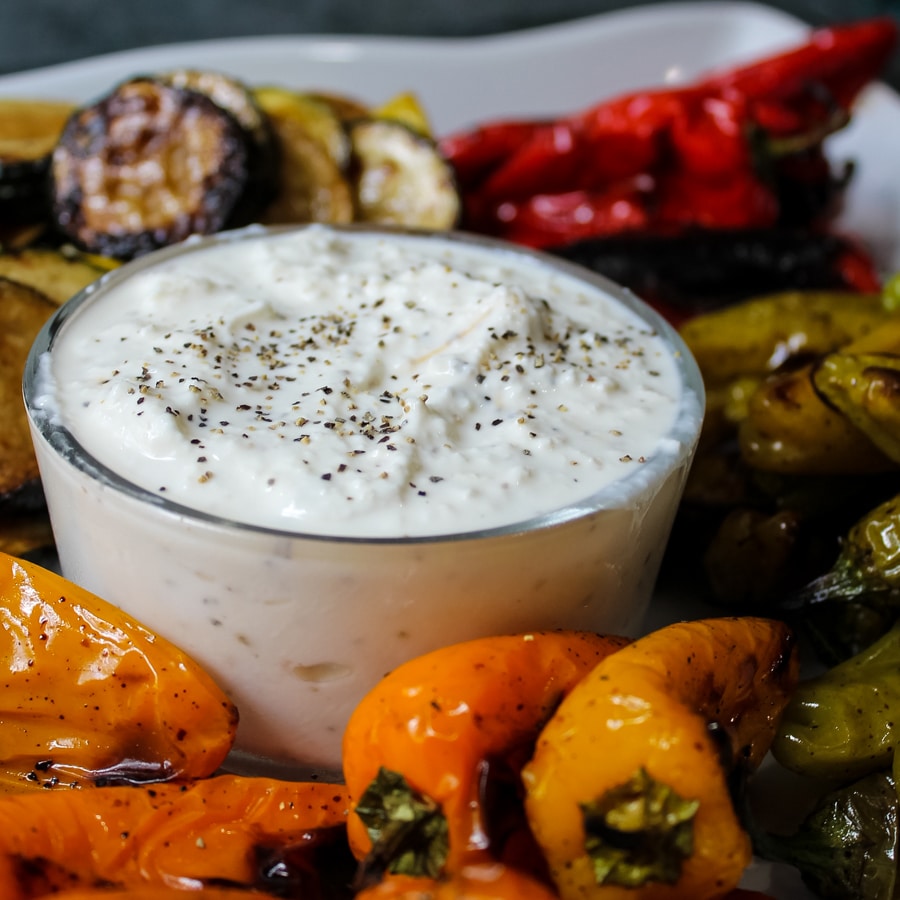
(479, 182, 651, 248)
(441, 18, 898, 248)
(438, 120, 546, 193)
(706, 17, 898, 112)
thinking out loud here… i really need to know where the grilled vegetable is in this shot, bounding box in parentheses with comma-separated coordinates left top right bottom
(0, 551, 238, 790)
(0, 98, 74, 223)
(42, 890, 284, 900)
(257, 94, 354, 225)
(442, 19, 897, 247)
(355, 863, 559, 899)
(0, 277, 58, 510)
(0, 776, 350, 897)
(50, 76, 263, 259)
(160, 68, 278, 226)
(680, 289, 889, 387)
(793, 490, 900, 609)
(753, 771, 900, 900)
(0, 512, 54, 558)
(522, 617, 798, 900)
(772, 619, 900, 780)
(0, 244, 113, 305)
(343, 631, 630, 879)
(349, 118, 460, 229)
(739, 317, 900, 474)
(255, 85, 352, 168)
(554, 230, 882, 322)
(813, 350, 900, 464)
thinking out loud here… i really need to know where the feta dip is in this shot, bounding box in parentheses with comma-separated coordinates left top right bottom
(39, 225, 683, 537)
(26, 225, 703, 773)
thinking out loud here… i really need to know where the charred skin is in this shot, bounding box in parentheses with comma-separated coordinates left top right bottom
(50, 77, 264, 259)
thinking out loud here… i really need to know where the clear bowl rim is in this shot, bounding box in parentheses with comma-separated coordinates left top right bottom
(23, 223, 706, 547)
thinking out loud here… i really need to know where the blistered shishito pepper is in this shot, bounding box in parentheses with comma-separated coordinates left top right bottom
(788, 491, 900, 614)
(753, 770, 900, 900)
(813, 350, 900, 464)
(440, 18, 898, 248)
(772, 620, 900, 780)
(739, 317, 900, 475)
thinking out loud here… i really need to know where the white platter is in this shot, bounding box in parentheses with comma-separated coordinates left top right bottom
(3, 3, 894, 896)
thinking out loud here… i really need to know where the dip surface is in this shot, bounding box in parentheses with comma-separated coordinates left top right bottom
(41, 226, 683, 537)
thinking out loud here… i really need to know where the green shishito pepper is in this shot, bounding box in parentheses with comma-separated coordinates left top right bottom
(783, 491, 900, 663)
(754, 771, 900, 900)
(772, 620, 900, 780)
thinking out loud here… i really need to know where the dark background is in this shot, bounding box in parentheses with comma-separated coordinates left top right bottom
(2, 0, 897, 85)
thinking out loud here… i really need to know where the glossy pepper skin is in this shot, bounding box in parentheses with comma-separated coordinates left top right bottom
(739, 317, 900, 475)
(0, 552, 238, 790)
(440, 19, 898, 249)
(754, 771, 900, 900)
(0, 776, 350, 898)
(342, 631, 630, 877)
(522, 617, 799, 900)
(772, 620, 900, 780)
(813, 350, 900, 464)
(355, 863, 560, 899)
(30, 891, 284, 900)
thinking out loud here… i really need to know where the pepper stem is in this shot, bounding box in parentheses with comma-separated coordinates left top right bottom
(580, 767, 699, 888)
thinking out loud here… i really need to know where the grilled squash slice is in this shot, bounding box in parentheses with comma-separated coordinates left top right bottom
(0, 277, 58, 510)
(259, 114, 354, 225)
(0, 98, 74, 224)
(0, 245, 112, 305)
(49, 77, 263, 259)
(348, 118, 460, 229)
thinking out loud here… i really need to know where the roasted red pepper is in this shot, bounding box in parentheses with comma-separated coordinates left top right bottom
(440, 18, 898, 248)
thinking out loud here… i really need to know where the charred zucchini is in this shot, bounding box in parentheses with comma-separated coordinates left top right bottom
(348, 118, 460, 229)
(0, 277, 58, 510)
(0, 245, 113, 305)
(254, 85, 351, 169)
(160, 69, 278, 224)
(259, 114, 354, 225)
(50, 77, 261, 259)
(0, 98, 74, 223)
(254, 86, 354, 225)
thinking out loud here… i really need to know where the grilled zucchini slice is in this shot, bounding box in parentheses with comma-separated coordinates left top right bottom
(348, 118, 460, 229)
(161, 69, 278, 223)
(50, 77, 259, 259)
(259, 114, 354, 225)
(0, 245, 113, 305)
(255, 85, 351, 169)
(0, 277, 58, 510)
(0, 98, 74, 223)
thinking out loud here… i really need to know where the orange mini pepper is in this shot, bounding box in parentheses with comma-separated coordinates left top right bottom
(0, 552, 238, 790)
(522, 617, 798, 900)
(342, 631, 630, 878)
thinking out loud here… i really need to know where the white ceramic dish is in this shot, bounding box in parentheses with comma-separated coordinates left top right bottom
(5, 2, 895, 895)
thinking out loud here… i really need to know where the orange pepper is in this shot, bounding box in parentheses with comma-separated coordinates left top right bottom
(39, 890, 283, 899)
(0, 552, 238, 790)
(342, 631, 630, 876)
(522, 617, 799, 900)
(356, 861, 560, 899)
(0, 775, 349, 897)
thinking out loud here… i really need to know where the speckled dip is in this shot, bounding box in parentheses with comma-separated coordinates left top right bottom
(24, 224, 704, 776)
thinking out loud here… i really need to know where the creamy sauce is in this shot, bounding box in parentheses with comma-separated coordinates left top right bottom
(42, 226, 682, 537)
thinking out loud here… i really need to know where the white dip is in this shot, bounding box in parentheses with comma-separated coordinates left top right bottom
(41, 226, 682, 537)
(27, 225, 702, 774)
